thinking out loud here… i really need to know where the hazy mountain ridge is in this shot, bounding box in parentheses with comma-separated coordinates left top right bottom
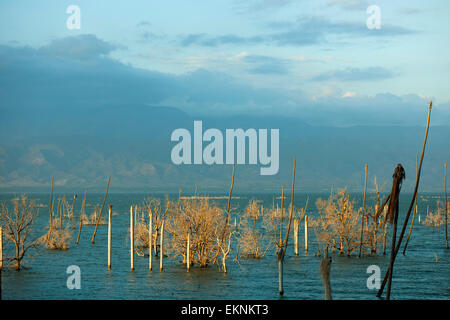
(1, 105, 448, 193)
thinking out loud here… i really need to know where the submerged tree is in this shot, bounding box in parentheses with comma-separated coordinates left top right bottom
(238, 200, 268, 259)
(0, 195, 40, 270)
(313, 189, 361, 256)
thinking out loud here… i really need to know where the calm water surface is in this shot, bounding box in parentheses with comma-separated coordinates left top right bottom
(1, 192, 449, 300)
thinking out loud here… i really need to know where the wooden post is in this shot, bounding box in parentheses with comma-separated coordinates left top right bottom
(108, 205, 112, 270)
(277, 248, 284, 295)
(445, 161, 448, 249)
(149, 210, 152, 271)
(0, 226, 3, 270)
(160, 219, 165, 271)
(0, 225, 2, 300)
(92, 175, 111, 244)
(76, 191, 86, 245)
(359, 163, 368, 258)
(187, 231, 190, 272)
(294, 219, 299, 256)
(47, 176, 54, 242)
(130, 205, 134, 271)
(403, 155, 419, 255)
(305, 215, 308, 252)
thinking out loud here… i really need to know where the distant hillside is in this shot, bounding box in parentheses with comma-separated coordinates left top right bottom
(0, 105, 449, 193)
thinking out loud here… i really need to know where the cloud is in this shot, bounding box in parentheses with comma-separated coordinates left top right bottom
(39, 34, 124, 60)
(327, 0, 368, 11)
(233, 0, 295, 13)
(243, 55, 290, 75)
(0, 35, 448, 129)
(178, 17, 414, 48)
(312, 67, 395, 82)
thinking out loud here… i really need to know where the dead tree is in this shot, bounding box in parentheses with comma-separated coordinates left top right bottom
(0, 195, 40, 270)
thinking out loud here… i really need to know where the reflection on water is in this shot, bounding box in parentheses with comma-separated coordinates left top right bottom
(1, 192, 449, 300)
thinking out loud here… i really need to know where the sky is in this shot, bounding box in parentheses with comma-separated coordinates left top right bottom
(0, 0, 450, 125)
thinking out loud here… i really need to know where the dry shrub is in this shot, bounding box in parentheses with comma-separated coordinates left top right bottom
(313, 189, 361, 256)
(41, 197, 73, 250)
(82, 205, 106, 225)
(166, 198, 231, 268)
(238, 200, 268, 258)
(422, 200, 447, 227)
(364, 178, 388, 255)
(137, 198, 167, 256)
(41, 226, 72, 250)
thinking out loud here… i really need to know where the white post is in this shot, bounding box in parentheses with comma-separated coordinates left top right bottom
(130, 205, 134, 271)
(160, 219, 165, 271)
(108, 205, 112, 270)
(0, 226, 3, 270)
(187, 232, 190, 272)
(305, 215, 308, 252)
(294, 219, 299, 256)
(149, 211, 152, 271)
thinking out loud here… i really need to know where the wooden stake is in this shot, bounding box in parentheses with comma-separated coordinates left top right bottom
(160, 219, 165, 271)
(277, 248, 284, 295)
(91, 175, 111, 244)
(149, 210, 152, 271)
(108, 205, 112, 270)
(305, 215, 308, 252)
(445, 161, 448, 249)
(47, 176, 54, 242)
(221, 164, 235, 247)
(403, 155, 419, 255)
(0, 226, 3, 270)
(130, 205, 134, 271)
(76, 191, 86, 245)
(187, 231, 190, 272)
(359, 163, 368, 258)
(294, 219, 299, 256)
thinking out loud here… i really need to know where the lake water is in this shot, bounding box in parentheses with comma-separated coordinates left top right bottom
(1, 192, 449, 300)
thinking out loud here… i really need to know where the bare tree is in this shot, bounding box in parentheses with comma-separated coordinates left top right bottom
(0, 195, 40, 270)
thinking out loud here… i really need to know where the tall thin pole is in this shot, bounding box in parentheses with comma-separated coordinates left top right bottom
(91, 175, 111, 244)
(445, 161, 448, 249)
(0, 226, 3, 270)
(403, 155, 419, 255)
(377, 101, 432, 298)
(107, 205, 112, 270)
(149, 210, 152, 271)
(160, 219, 165, 271)
(76, 191, 86, 245)
(294, 219, 299, 256)
(187, 231, 190, 272)
(359, 164, 368, 257)
(305, 215, 308, 252)
(47, 176, 54, 242)
(130, 205, 134, 271)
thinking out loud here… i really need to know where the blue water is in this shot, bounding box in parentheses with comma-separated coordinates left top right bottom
(1, 192, 449, 300)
